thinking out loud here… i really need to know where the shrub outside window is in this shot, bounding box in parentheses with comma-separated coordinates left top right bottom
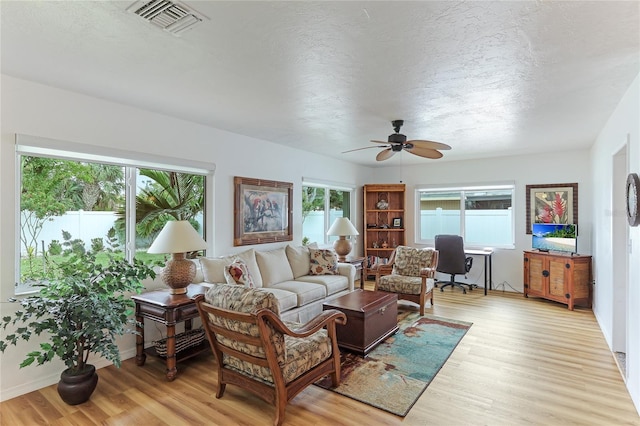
(17, 150, 208, 295)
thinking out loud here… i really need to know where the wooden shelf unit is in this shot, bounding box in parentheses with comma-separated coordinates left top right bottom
(523, 250, 592, 310)
(363, 183, 406, 279)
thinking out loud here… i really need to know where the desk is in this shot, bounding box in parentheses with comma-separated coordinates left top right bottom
(132, 284, 208, 381)
(465, 249, 494, 296)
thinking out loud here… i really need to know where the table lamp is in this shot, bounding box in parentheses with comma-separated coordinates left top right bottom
(147, 220, 207, 294)
(327, 217, 359, 261)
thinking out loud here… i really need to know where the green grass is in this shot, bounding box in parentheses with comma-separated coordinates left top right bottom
(20, 251, 165, 282)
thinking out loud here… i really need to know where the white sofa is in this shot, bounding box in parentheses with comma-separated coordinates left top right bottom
(192, 245, 356, 322)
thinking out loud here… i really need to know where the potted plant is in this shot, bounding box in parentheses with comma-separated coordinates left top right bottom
(0, 229, 156, 405)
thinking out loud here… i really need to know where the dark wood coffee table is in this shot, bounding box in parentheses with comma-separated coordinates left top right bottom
(323, 290, 398, 356)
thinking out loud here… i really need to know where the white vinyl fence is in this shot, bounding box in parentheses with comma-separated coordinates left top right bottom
(421, 208, 513, 246)
(21, 211, 118, 255)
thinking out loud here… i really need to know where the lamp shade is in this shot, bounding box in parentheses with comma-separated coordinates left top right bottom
(327, 217, 359, 236)
(147, 220, 207, 294)
(148, 220, 207, 254)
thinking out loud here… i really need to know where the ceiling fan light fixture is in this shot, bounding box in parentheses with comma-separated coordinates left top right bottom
(348, 119, 451, 161)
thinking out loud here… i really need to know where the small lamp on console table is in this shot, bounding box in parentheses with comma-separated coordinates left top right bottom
(327, 217, 360, 262)
(147, 220, 207, 295)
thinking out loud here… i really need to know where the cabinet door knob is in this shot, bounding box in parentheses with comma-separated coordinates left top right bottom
(542, 270, 550, 277)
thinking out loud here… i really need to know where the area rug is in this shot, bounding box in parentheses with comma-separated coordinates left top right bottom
(315, 311, 472, 416)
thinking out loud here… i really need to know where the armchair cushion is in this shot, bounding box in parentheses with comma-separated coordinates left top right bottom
(377, 275, 435, 295)
(393, 245, 436, 276)
(205, 284, 284, 363)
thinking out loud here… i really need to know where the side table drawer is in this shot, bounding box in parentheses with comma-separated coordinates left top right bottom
(137, 302, 200, 323)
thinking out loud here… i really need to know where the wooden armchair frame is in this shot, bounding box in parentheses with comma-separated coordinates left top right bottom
(194, 294, 346, 426)
(374, 248, 438, 315)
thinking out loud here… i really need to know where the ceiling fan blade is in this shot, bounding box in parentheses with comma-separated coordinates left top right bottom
(370, 139, 390, 144)
(405, 145, 444, 159)
(376, 148, 397, 161)
(342, 145, 388, 154)
(407, 139, 452, 150)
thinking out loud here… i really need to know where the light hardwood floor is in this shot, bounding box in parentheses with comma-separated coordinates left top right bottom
(1, 283, 638, 425)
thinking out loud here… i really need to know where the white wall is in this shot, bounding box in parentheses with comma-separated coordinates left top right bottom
(590, 74, 640, 413)
(369, 150, 593, 292)
(0, 75, 369, 400)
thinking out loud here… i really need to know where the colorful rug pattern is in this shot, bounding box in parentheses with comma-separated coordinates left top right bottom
(316, 311, 472, 416)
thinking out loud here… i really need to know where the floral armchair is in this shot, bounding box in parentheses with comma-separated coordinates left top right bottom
(374, 246, 438, 315)
(194, 284, 346, 426)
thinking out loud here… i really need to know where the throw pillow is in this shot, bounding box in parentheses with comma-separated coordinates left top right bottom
(224, 258, 256, 288)
(234, 248, 263, 288)
(309, 248, 339, 275)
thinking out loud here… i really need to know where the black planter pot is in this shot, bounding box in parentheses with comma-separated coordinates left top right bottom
(57, 364, 99, 405)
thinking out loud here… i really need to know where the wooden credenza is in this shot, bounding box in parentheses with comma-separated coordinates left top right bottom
(523, 250, 592, 310)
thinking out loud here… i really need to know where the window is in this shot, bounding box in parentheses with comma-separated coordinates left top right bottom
(16, 138, 212, 295)
(416, 184, 514, 248)
(302, 180, 355, 246)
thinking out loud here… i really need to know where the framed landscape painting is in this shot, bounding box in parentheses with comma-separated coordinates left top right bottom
(234, 176, 293, 246)
(526, 183, 578, 234)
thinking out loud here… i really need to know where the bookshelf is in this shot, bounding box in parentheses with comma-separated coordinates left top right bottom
(363, 183, 405, 279)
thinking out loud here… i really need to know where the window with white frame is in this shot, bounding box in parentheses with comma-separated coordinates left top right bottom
(302, 180, 355, 246)
(415, 183, 515, 248)
(15, 138, 212, 295)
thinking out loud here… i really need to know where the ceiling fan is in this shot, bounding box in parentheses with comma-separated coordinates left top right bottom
(344, 120, 451, 161)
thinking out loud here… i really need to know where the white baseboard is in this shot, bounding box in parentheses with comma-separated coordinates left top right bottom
(0, 348, 137, 402)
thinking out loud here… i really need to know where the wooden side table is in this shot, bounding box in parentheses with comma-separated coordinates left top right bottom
(344, 256, 366, 289)
(131, 284, 209, 381)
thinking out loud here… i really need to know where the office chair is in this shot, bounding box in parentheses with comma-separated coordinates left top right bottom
(434, 234, 474, 294)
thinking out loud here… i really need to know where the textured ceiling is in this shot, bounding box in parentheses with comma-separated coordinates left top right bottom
(1, 1, 639, 166)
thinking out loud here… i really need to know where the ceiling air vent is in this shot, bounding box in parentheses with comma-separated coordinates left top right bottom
(127, 0, 206, 36)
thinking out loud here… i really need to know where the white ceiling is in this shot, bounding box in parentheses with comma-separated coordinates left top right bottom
(1, 1, 639, 167)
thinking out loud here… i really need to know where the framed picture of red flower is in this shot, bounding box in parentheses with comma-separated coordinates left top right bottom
(526, 183, 578, 234)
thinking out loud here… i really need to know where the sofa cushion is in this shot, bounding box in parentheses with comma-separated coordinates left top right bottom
(269, 281, 327, 307)
(223, 258, 256, 288)
(256, 288, 298, 313)
(296, 274, 349, 296)
(255, 247, 294, 287)
(309, 248, 338, 275)
(286, 242, 318, 278)
(200, 256, 232, 284)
